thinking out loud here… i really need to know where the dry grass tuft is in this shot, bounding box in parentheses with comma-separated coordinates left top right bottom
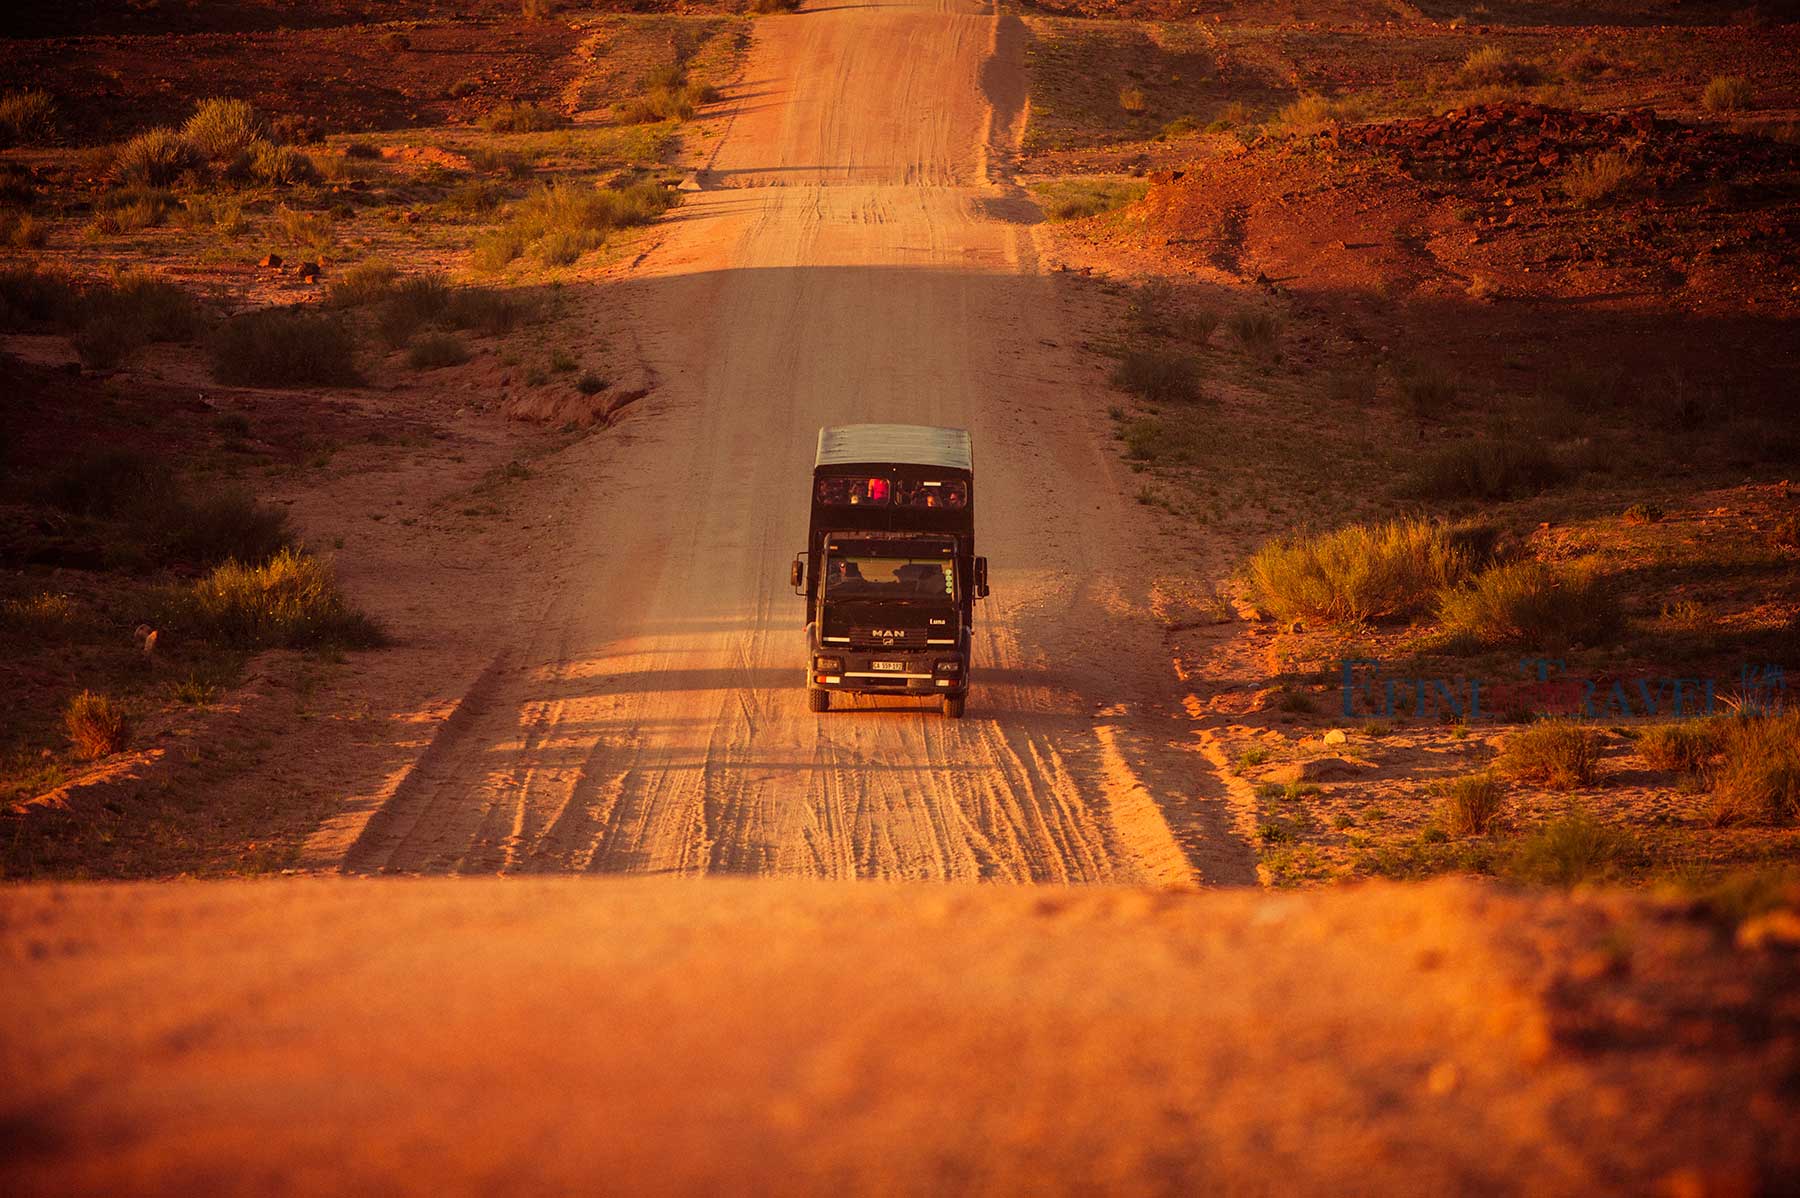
(1562, 150, 1641, 206)
(1497, 720, 1601, 790)
(0, 90, 57, 146)
(65, 691, 129, 761)
(112, 128, 204, 187)
(1267, 93, 1366, 137)
(168, 550, 385, 651)
(1406, 436, 1563, 500)
(212, 309, 360, 387)
(1033, 177, 1147, 222)
(1436, 559, 1618, 651)
(482, 102, 566, 133)
(1457, 45, 1540, 87)
(1709, 712, 1800, 825)
(182, 98, 265, 159)
(1702, 75, 1755, 114)
(1246, 519, 1469, 626)
(1638, 719, 1726, 774)
(1437, 773, 1506, 836)
(1111, 348, 1201, 403)
(1506, 809, 1631, 887)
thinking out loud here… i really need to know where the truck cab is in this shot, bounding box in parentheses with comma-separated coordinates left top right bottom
(790, 424, 988, 718)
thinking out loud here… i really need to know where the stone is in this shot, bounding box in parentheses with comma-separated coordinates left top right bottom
(259, 253, 283, 268)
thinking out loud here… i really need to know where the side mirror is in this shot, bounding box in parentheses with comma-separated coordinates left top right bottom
(974, 556, 990, 599)
(790, 556, 805, 595)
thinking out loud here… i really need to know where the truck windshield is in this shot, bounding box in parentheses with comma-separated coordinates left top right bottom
(823, 556, 955, 603)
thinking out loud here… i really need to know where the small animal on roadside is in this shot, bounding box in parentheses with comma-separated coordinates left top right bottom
(134, 624, 159, 660)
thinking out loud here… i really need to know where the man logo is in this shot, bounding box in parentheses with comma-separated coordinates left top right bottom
(871, 629, 905, 638)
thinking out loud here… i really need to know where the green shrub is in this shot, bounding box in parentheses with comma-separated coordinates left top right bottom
(482, 102, 566, 133)
(1457, 46, 1540, 87)
(1111, 348, 1201, 403)
(0, 90, 57, 146)
(1506, 809, 1630, 887)
(1032, 177, 1148, 222)
(1406, 436, 1563, 500)
(407, 332, 470, 370)
(1497, 720, 1601, 790)
(212, 309, 360, 387)
(1638, 719, 1726, 774)
(112, 128, 204, 187)
(182, 98, 265, 159)
(65, 691, 128, 760)
(1708, 712, 1800, 825)
(1436, 773, 1505, 836)
(1562, 150, 1641, 206)
(1436, 559, 1618, 651)
(168, 549, 385, 650)
(1701, 75, 1754, 114)
(1246, 518, 1469, 625)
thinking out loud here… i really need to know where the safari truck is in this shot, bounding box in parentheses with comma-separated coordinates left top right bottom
(790, 424, 989, 718)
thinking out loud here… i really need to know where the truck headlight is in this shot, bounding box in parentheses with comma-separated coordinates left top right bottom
(934, 659, 962, 675)
(815, 655, 844, 672)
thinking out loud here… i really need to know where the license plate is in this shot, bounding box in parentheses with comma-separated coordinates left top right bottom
(870, 661, 906, 672)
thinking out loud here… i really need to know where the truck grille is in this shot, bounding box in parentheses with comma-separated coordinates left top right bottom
(844, 626, 927, 649)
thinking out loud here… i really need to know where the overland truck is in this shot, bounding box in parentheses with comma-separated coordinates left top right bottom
(790, 424, 989, 718)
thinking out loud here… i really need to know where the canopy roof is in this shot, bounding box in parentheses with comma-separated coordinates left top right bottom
(815, 424, 972, 472)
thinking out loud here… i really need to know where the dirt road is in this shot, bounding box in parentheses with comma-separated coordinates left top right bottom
(314, 0, 1251, 885)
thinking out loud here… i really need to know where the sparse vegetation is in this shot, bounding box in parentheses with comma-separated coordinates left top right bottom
(211, 309, 360, 387)
(1701, 75, 1755, 114)
(1226, 310, 1279, 360)
(1267, 93, 1367, 137)
(472, 180, 677, 272)
(167, 549, 385, 651)
(1245, 519, 1469, 626)
(1638, 719, 1726, 774)
(243, 140, 319, 186)
(65, 691, 128, 761)
(1436, 560, 1618, 651)
(1436, 773, 1505, 837)
(1397, 364, 1458, 418)
(1118, 85, 1147, 115)
(1457, 46, 1540, 87)
(617, 64, 719, 124)
(1497, 721, 1601, 790)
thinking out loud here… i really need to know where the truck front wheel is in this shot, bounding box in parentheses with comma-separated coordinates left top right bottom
(809, 688, 831, 713)
(942, 695, 965, 719)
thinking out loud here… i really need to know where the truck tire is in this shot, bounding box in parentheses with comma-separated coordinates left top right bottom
(942, 695, 965, 719)
(808, 688, 831, 713)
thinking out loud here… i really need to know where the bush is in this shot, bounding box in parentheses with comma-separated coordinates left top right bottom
(1437, 773, 1505, 836)
(1638, 719, 1726, 774)
(1267, 93, 1366, 137)
(245, 140, 319, 185)
(273, 204, 333, 253)
(1702, 75, 1755, 114)
(182, 98, 264, 159)
(212, 309, 360, 387)
(1436, 559, 1618, 651)
(176, 193, 248, 236)
(407, 332, 470, 370)
(0, 265, 79, 329)
(1709, 712, 1800, 825)
(1245, 518, 1470, 626)
(73, 313, 145, 370)
(65, 691, 128, 760)
(1497, 720, 1601, 790)
(1506, 810, 1630, 887)
(0, 90, 57, 146)
(1562, 150, 1641, 206)
(576, 371, 608, 395)
(162, 489, 293, 566)
(1226, 310, 1279, 359)
(1111, 348, 1201, 403)
(443, 287, 528, 335)
(1405, 436, 1563, 500)
(1032, 177, 1148, 222)
(468, 147, 535, 179)
(344, 140, 382, 160)
(327, 261, 401, 309)
(112, 128, 204, 187)
(474, 181, 677, 271)
(42, 448, 169, 516)
(99, 270, 205, 342)
(168, 549, 385, 650)
(1397, 364, 1457, 417)
(1, 210, 46, 249)
(482, 103, 566, 133)
(1118, 85, 1148, 115)
(1457, 46, 1540, 87)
